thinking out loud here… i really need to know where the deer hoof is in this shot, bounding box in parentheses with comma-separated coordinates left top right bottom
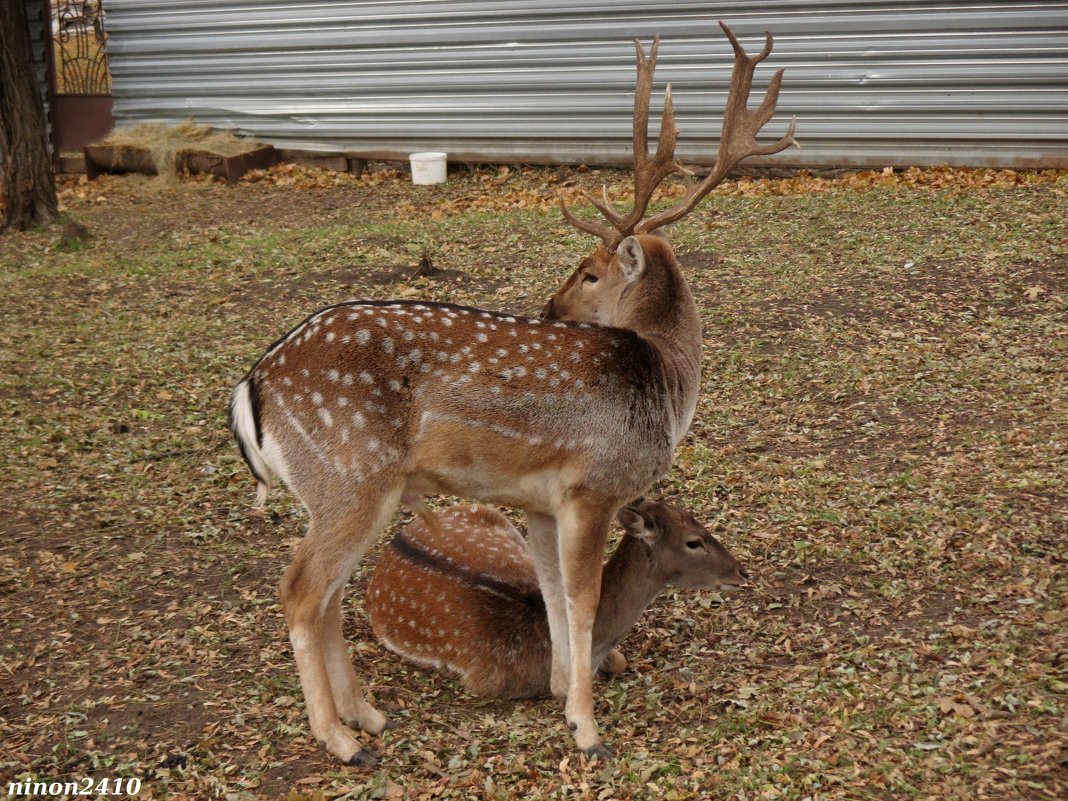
(599, 649, 627, 676)
(345, 748, 378, 768)
(345, 707, 389, 735)
(582, 743, 615, 761)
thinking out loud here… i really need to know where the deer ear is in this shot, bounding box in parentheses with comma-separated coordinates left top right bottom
(617, 505, 657, 543)
(616, 236, 645, 282)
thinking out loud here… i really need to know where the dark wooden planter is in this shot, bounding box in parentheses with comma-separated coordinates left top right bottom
(84, 143, 277, 183)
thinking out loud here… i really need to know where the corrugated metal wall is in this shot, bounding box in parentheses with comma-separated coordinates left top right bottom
(103, 0, 1068, 168)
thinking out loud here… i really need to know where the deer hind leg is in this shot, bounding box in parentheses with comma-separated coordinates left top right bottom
(556, 499, 614, 758)
(323, 586, 388, 735)
(280, 486, 401, 765)
(526, 512, 570, 699)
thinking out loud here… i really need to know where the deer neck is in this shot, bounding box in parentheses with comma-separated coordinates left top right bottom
(591, 535, 665, 659)
(619, 249, 704, 443)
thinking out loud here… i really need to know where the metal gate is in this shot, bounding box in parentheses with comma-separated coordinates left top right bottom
(46, 0, 113, 152)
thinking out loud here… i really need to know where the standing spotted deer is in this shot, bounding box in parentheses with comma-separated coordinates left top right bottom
(230, 21, 794, 764)
(367, 500, 749, 699)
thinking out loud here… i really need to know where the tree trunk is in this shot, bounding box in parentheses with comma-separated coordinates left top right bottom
(0, 0, 58, 232)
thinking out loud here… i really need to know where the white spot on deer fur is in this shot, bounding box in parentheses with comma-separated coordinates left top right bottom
(352, 411, 366, 428)
(326, 332, 336, 343)
(382, 337, 395, 354)
(476, 333, 488, 343)
(316, 408, 333, 426)
(282, 376, 292, 387)
(389, 380, 401, 392)
(327, 369, 339, 382)
(302, 368, 310, 378)
(337, 396, 349, 408)
(514, 366, 527, 377)
(311, 391, 323, 405)
(360, 372, 374, 385)
(469, 362, 481, 373)
(518, 344, 529, 354)
(354, 329, 369, 345)
(277, 353, 286, 365)
(442, 317, 453, 327)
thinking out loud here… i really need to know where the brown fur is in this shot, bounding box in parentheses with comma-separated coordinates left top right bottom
(367, 501, 747, 699)
(231, 237, 703, 761)
(231, 18, 792, 762)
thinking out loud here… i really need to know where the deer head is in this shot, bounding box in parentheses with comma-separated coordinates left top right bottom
(544, 22, 797, 334)
(615, 498, 749, 591)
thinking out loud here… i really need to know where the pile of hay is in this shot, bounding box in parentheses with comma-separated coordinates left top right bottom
(95, 120, 262, 179)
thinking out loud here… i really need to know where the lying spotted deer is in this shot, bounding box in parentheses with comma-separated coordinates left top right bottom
(367, 500, 749, 698)
(230, 21, 794, 764)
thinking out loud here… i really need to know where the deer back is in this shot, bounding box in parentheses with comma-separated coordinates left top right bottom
(366, 505, 551, 697)
(242, 301, 679, 512)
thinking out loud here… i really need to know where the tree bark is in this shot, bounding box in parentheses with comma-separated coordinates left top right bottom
(1, 0, 58, 232)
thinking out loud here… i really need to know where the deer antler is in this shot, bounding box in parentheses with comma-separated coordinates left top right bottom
(559, 36, 686, 250)
(560, 21, 797, 248)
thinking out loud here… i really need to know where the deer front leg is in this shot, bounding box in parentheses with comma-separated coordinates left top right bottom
(526, 512, 570, 698)
(557, 501, 614, 758)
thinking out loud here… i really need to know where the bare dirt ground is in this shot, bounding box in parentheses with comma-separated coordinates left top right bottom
(1, 164, 1065, 800)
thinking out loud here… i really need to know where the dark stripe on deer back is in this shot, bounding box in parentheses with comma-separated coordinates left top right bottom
(389, 530, 545, 613)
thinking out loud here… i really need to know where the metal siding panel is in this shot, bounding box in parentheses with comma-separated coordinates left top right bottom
(103, 0, 1068, 167)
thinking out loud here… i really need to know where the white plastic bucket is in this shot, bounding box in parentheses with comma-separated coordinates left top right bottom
(409, 152, 447, 185)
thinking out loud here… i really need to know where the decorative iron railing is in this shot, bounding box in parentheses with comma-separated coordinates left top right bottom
(52, 0, 110, 95)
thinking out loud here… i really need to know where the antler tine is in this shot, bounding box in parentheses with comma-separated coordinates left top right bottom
(636, 21, 798, 234)
(580, 187, 624, 226)
(632, 37, 657, 164)
(721, 20, 773, 65)
(557, 195, 617, 243)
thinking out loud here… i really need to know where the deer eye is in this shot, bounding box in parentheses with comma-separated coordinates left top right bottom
(582, 273, 599, 284)
(685, 539, 704, 550)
